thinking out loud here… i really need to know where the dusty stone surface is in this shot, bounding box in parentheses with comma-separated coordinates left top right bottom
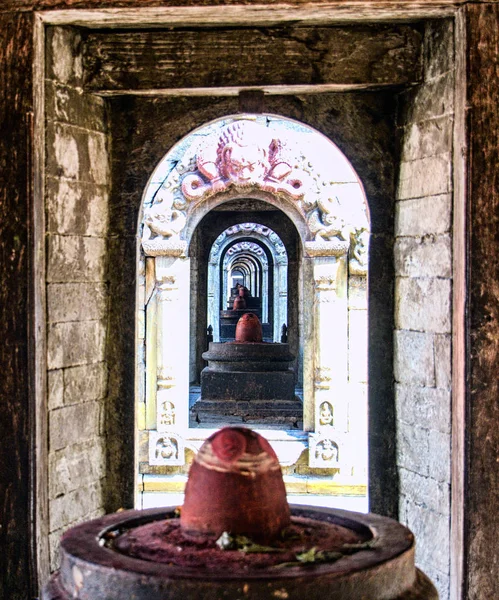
(394, 330, 435, 387)
(395, 194, 451, 237)
(47, 283, 107, 323)
(49, 401, 102, 451)
(396, 422, 430, 477)
(397, 153, 451, 200)
(395, 384, 450, 434)
(47, 235, 106, 282)
(399, 467, 450, 516)
(434, 334, 451, 389)
(394, 234, 451, 278)
(49, 479, 104, 532)
(46, 178, 109, 236)
(47, 320, 106, 369)
(395, 277, 451, 333)
(399, 115, 453, 162)
(395, 20, 454, 599)
(49, 439, 106, 498)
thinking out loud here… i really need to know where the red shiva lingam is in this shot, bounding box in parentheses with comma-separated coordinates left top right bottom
(43, 427, 438, 600)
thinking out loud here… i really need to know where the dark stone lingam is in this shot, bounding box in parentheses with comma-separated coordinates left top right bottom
(43, 427, 438, 600)
(195, 313, 302, 424)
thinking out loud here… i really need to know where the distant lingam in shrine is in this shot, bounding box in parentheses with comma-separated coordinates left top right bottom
(219, 283, 271, 341)
(191, 309, 302, 426)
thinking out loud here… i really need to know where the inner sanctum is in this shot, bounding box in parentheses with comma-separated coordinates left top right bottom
(137, 115, 369, 503)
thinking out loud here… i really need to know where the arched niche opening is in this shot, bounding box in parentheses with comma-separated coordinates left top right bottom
(136, 114, 369, 492)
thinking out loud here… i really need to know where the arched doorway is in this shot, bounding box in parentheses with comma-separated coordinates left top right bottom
(137, 115, 369, 500)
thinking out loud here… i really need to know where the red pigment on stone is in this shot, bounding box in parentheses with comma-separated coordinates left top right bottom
(234, 313, 263, 342)
(112, 516, 368, 572)
(180, 427, 290, 542)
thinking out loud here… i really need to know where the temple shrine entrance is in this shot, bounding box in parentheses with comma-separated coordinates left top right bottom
(136, 114, 370, 506)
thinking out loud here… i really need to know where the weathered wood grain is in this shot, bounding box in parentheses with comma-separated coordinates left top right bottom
(82, 25, 423, 92)
(464, 5, 499, 600)
(451, 9, 466, 600)
(0, 1, 464, 20)
(0, 12, 36, 600)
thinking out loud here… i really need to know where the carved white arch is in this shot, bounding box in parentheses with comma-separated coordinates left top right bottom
(137, 114, 370, 472)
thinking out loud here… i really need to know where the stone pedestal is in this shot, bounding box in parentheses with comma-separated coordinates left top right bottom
(194, 341, 300, 423)
(43, 506, 438, 600)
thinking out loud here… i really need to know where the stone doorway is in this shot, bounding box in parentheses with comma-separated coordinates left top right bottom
(136, 115, 370, 505)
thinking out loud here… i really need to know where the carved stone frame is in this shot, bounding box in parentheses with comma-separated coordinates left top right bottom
(138, 115, 369, 470)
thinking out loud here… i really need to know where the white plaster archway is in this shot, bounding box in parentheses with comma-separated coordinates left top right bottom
(137, 114, 369, 473)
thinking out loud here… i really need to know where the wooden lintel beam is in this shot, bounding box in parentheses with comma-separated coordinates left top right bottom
(37, 3, 460, 29)
(82, 25, 423, 92)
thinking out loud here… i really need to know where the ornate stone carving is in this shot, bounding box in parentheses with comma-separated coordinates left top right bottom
(318, 401, 334, 427)
(149, 432, 184, 466)
(349, 227, 369, 275)
(305, 195, 351, 257)
(309, 434, 340, 468)
(159, 400, 176, 426)
(142, 190, 188, 257)
(315, 367, 332, 390)
(181, 121, 304, 201)
(227, 241, 265, 258)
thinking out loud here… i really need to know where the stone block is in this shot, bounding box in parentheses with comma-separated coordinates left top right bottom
(49, 401, 101, 451)
(46, 122, 109, 185)
(347, 276, 367, 309)
(49, 438, 106, 498)
(405, 502, 450, 575)
(48, 282, 107, 323)
(46, 26, 83, 86)
(428, 430, 451, 483)
(46, 177, 109, 236)
(47, 235, 106, 282)
(395, 384, 451, 434)
(399, 467, 450, 515)
(396, 421, 430, 476)
(47, 320, 106, 369)
(395, 277, 451, 333)
(400, 115, 453, 162)
(348, 309, 368, 383)
(49, 528, 63, 572)
(425, 19, 454, 81)
(397, 153, 451, 200)
(394, 234, 451, 278)
(48, 369, 64, 411)
(45, 80, 107, 132)
(87, 131, 110, 185)
(398, 72, 454, 125)
(49, 480, 104, 532)
(64, 362, 107, 405)
(423, 563, 450, 600)
(434, 333, 451, 389)
(395, 194, 451, 236)
(394, 330, 435, 386)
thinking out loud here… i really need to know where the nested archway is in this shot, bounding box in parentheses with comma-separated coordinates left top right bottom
(137, 114, 369, 475)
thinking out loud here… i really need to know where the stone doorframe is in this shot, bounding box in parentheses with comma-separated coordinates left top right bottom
(138, 115, 369, 468)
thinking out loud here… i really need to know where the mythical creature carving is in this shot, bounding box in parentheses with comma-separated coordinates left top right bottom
(305, 194, 351, 256)
(141, 191, 188, 256)
(182, 121, 304, 200)
(349, 227, 369, 275)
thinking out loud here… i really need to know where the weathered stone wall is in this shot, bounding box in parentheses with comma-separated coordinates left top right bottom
(395, 20, 454, 600)
(45, 27, 110, 570)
